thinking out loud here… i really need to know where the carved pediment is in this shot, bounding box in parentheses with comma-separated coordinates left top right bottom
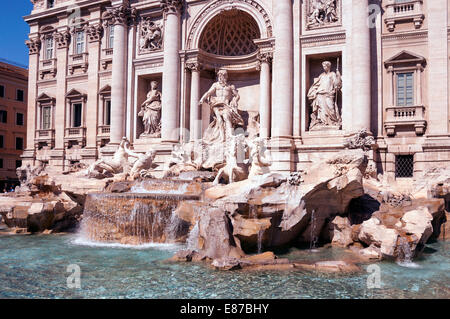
(36, 93, 55, 103)
(98, 85, 111, 95)
(65, 88, 86, 100)
(384, 50, 426, 68)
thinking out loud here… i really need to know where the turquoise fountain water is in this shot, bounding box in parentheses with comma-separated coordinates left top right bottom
(0, 233, 448, 299)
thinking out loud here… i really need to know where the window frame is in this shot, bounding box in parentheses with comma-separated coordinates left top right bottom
(108, 25, 115, 49)
(0, 110, 7, 124)
(396, 72, 414, 107)
(16, 89, 25, 102)
(74, 30, 85, 55)
(45, 36, 54, 60)
(15, 136, 24, 151)
(16, 112, 24, 126)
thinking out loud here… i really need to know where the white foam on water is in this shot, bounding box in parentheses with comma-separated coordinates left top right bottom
(396, 261, 422, 269)
(71, 236, 182, 251)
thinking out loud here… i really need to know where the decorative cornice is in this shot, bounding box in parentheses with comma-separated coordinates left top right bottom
(25, 37, 41, 55)
(86, 24, 103, 43)
(382, 30, 428, 42)
(160, 0, 183, 15)
(300, 31, 346, 45)
(53, 31, 71, 49)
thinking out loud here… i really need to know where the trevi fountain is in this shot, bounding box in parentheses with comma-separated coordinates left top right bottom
(0, 67, 448, 299)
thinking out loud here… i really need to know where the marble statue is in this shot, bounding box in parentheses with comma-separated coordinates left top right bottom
(307, 0, 339, 28)
(247, 137, 272, 178)
(139, 81, 162, 137)
(213, 134, 248, 185)
(199, 69, 244, 144)
(163, 143, 200, 178)
(344, 129, 375, 151)
(307, 61, 342, 130)
(125, 146, 157, 181)
(87, 137, 130, 178)
(139, 19, 162, 51)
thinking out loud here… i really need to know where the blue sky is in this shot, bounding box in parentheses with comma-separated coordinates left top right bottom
(0, 1, 34, 68)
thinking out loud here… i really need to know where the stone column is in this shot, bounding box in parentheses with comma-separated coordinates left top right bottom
(427, 0, 448, 135)
(187, 62, 201, 141)
(269, 0, 294, 173)
(257, 52, 272, 138)
(161, 0, 183, 142)
(271, 0, 293, 137)
(351, 0, 371, 132)
(107, 4, 131, 145)
(24, 36, 41, 164)
(85, 23, 103, 158)
(52, 29, 70, 170)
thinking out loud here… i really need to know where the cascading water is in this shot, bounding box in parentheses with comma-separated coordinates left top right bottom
(396, 237, 420, 268)
(310, 209, 318, 251)
(186, 222, 199, 251)
(78, 192, 198, 245)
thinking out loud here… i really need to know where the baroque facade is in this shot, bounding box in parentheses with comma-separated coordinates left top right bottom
(23, 0, 450, 179)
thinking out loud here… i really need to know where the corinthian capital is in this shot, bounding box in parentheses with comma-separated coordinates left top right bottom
(86, 24, 103, 43)
(25, 37, 41, 55)
(53, 31, 71, 49)
(186, 61, 202, 72)
(102, 4, 136, 27)
(160, 0, 183, 14)
(257, 52, 273, 64)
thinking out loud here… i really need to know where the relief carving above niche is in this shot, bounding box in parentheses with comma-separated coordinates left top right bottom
(139, 17, 163, 53)
(306, 0, 341, 30)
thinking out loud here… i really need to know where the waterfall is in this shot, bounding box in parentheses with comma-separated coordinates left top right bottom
(186, 222, 199, 251)
(79, 193, 196, 245)
(310, 209, 318, 251)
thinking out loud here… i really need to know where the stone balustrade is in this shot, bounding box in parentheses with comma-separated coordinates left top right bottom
(384, 0, 425, 31)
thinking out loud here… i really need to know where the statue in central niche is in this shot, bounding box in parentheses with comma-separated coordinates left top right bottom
(199, 69, 244, 144)
(307, 60, 342, 130)
(139, 80, 162, 137)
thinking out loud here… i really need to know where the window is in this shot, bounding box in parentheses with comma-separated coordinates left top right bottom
(104, 99, 111, 125)
(109, 25, 115, 49)
(0, 85, 4, 98)
(72, 103, 82, 127)
(0, 110, 6, 123)
(15, 137, 23, 150)
(397, 72, 414, 106)
(0, 159, 3, 169)
(395, 155, 414, 178)
(16, 160, 22, 169)
(47, 0, 55, 8)
(0, 135, 3, 148)
(75, 31, 85, 54)
(16, 89, 24, 102)
(42, 106, 51, 129)
(45, 37, 54, 60)
(16, 113, 24, 126)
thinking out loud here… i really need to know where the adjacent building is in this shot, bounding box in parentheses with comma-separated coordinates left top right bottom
(0, 60, 28, 190)
(22, 0, 450, 179)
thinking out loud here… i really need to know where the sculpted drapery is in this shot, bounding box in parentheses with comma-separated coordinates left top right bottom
(308, 61, 342, 130)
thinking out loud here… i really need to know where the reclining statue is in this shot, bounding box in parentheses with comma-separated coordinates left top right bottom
(86, 137, 131, 178)
(125, 147, 157, 181)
